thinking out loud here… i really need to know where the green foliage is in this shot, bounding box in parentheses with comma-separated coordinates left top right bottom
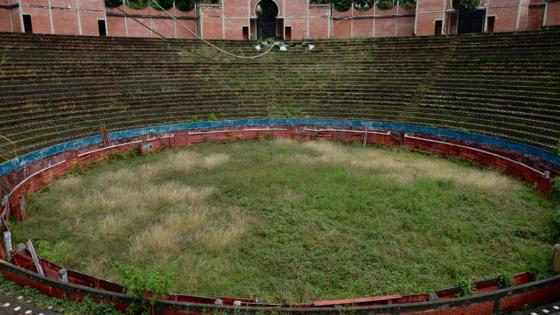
(117, 263, 176, 313)
(0, 275, 120, 315)
(151, 0, 173, 10)
(104, 0, 123, 7)
(496, 274, 512, 289)
(36, 240, 74, 264)
(334, 0, 352, 11)
(175, 0, 194, 11)
(454, 0, 480, 10)
(126, 0, 148, 10)
(552, 207, 560, 240)
(376, 0, 394, 10)
(208, 113, 218, 121)
(399, 0, 416, 10)
(354, 0, 373, 10)
(456, 277, 475, 297)
(191, 114, 199, 122)
(553, 177, 560, 195)
(70, 296, 121, 315)
(556, 141, 560, 155)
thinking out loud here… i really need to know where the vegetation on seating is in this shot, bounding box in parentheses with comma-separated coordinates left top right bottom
(1, 29, 559, 154)
(11, 140, 556, 303)
(0, 275, 120, 315)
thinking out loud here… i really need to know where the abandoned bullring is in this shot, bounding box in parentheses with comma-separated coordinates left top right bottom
(0, 0, 560, 314)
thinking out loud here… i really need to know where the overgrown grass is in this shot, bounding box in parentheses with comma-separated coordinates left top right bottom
(11, 139, 557, 303)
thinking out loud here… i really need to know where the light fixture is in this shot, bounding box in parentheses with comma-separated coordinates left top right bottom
(279, 45, 287, 51)
(255, 44, 262, 51)
(308, 44, 315, 50)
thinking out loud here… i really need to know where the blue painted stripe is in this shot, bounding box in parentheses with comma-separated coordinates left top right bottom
(1, 118, 559, 177)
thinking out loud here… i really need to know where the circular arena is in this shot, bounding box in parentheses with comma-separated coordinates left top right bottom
(0, 28, 559, 314)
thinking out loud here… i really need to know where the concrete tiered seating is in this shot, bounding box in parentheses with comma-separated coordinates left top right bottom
(0, 29, 559, 160)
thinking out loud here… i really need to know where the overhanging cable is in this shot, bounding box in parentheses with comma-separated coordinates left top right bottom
(150, 0, 275, 59)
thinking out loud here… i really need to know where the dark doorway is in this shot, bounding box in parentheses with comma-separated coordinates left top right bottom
(487, 16, 495, 32)
(256, 0, 278, 40)
(434, 20, 443, 35)
(98, 20, 107, 36)
(23, 14, 32, 33)
(458, 9, 485, 34)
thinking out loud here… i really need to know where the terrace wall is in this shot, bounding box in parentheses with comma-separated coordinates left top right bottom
(1, 0, 559, 39)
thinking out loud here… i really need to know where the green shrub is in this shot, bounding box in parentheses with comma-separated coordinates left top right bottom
(151, 0, 173, 10)
(126, 0, 148, 10)
(354, 0, 373, 10)
(334, 0, 352, 11)
(556, 141, 560, 155)
(175, 0, 194, 11)
(104, 0, 123, 7)
(456, 277, 475, 297)
(117, 263, 176, 314)
(496, 274, 512, 289)
(399, 0, 416, 9)
(376, 0, 394, 10)
(191, 114, 199, 122)
(454, 0, 480, 10)
(208, 113, 218, 121)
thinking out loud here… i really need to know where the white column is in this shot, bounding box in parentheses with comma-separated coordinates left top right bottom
(515, 0, 522, 30)
(124, 0, 129, 36)
(48, 0, 54, 33)
(543, 0, 549, 27)
(173, 1, 177, 38)
(350, 3, 353, 38)
(306, 0, 310, 38)
(441, 0, 446, 34)
(221, 0, 225, 39)
(77, 0, 82, 35)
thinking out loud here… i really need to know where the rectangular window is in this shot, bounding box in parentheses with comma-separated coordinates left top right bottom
(242, 26, 249, 40)
(487, 16, 495, 33)
(434, 20, 443, 35)
(23, 14, 32, 33)
(285, 26, 292, 41)
(98, 20, 107, 37)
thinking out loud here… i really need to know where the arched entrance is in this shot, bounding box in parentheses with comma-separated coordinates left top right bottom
(255, 0, 279, 40)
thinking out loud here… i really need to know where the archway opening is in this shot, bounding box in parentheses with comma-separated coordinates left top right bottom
(255, 0, 279, 40)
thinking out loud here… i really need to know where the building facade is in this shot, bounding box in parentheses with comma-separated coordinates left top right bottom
(0, 0, 559, 40)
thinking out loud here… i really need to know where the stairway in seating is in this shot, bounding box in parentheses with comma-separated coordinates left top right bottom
(396, 36, 460, 123)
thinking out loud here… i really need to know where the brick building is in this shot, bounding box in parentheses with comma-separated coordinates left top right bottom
(0, 0, 559, 39)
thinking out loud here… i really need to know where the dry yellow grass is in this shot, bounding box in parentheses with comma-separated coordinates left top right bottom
(129, 204, 248, 258)
(295, 140, 518, 191)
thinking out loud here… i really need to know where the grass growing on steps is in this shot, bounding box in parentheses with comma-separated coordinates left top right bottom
(11, 139, 557, 303)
